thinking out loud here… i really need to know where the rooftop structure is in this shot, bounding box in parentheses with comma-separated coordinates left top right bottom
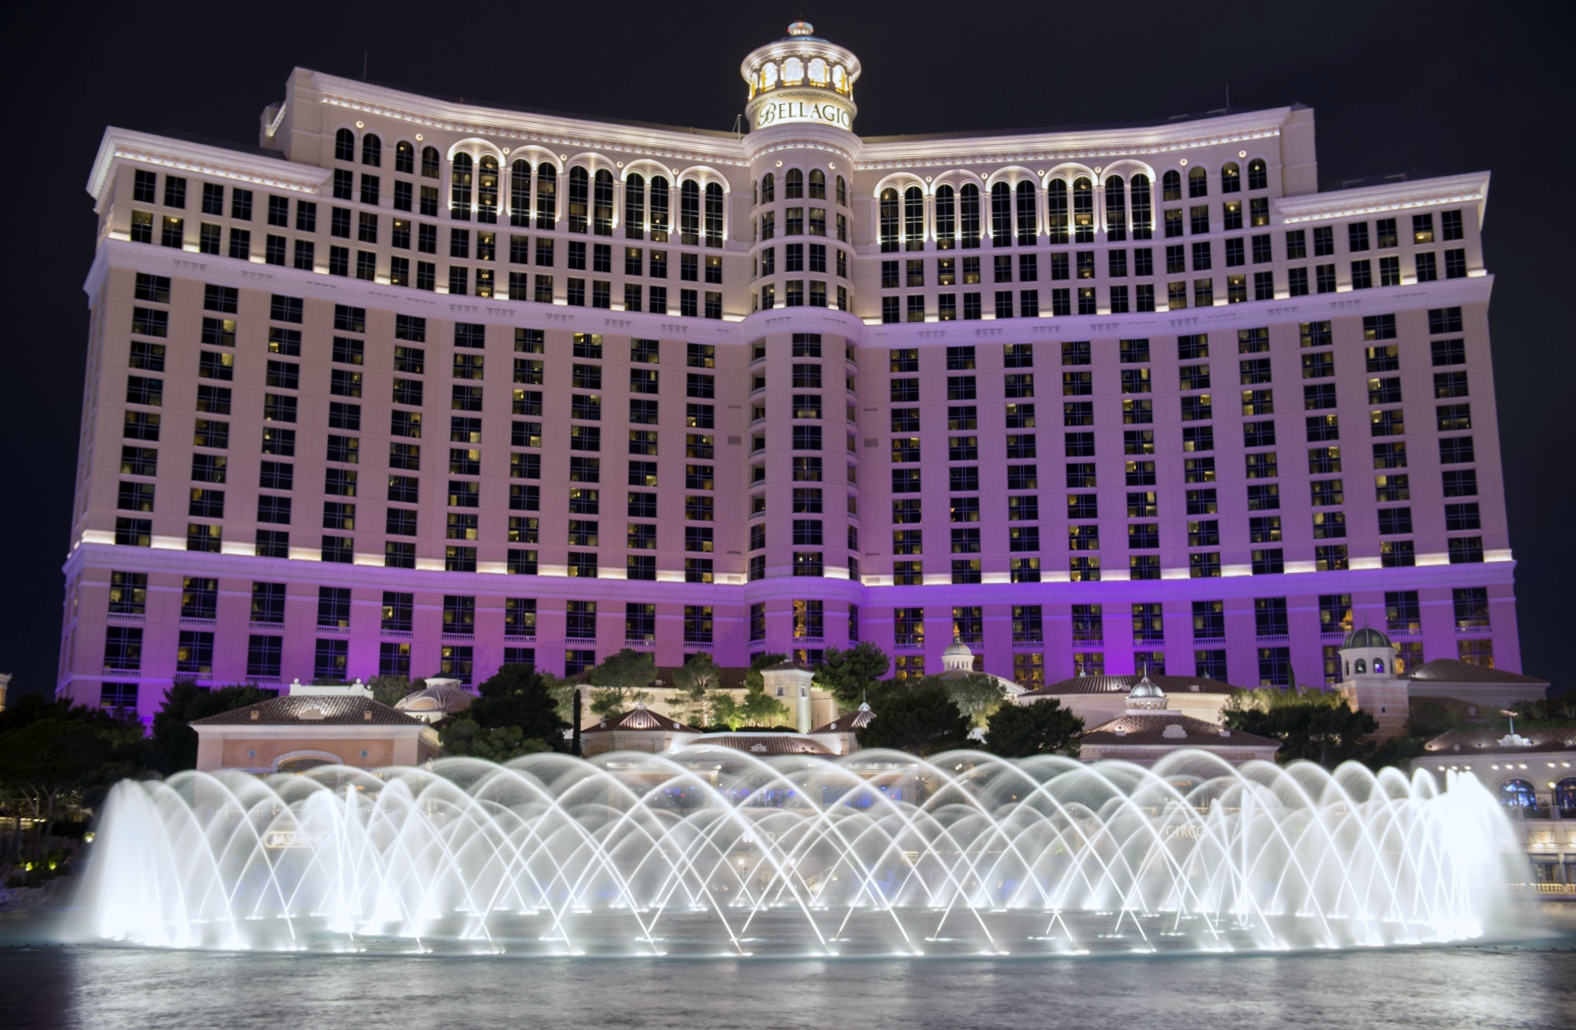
(1078, 677, 1280, 765)
(189, 680, 437, 771)
(59, 24, 1518, 729)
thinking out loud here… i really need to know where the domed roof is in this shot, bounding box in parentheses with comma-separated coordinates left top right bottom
(943, 639, 974, 658)
(1341, 626, 1393, 650)
(1128, 676, 1166, 699)
(393, 684, 473, 716)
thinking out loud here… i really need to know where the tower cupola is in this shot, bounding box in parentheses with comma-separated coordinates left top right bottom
(741, 22, 862, 133)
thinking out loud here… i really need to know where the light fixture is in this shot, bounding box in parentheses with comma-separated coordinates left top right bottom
(355, 120, 364, 128)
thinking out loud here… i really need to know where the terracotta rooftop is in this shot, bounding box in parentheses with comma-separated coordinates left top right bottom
(191, 695, 421, 726)
(684, 733, 835, 756)
(584, 704, 699, 734)
(1404, 659, 1549, 686)
(1080, 711, 1279, 749)
(1420, 725, 1576, 757)
(812, 703, 875, 735)
(1022, 674, 1238, 698)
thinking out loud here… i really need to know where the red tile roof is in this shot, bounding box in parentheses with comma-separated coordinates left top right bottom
(1404, 659, 1548, 686)
(191, 695, 420, 726)
(1080, 711, 1279, 749)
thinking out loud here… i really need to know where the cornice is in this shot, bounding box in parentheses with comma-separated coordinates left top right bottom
(1274, 171, 1491, 225)
(309, 71, 752, 168)
(87, 127, 331, 202)
(853, 108, 1295, 171)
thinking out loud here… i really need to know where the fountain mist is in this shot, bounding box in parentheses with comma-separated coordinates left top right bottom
(72, 749, 1526, 957)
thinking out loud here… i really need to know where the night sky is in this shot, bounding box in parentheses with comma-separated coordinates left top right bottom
(2, 1, 1568, 699)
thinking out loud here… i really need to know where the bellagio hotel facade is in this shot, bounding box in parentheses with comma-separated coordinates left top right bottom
(60, 22, 1517, 718)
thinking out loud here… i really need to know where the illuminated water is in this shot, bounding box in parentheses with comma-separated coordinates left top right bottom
(3, 938, 1574, 1030)
(71, 749, 1528, 956)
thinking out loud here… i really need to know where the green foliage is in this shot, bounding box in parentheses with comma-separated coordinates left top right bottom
(938, 672, 1008, 728)
(986, 700, 1084, 758)
(1405, 698, 1461, 738)
(150, 678, 278, 774)
(589, 649, 657, 688)
(0, 698, 148, 833)
(672, 652, 722, 726)
(739, 678, 790, 726)
(856, 679, 972, 757)
(367, 675, 420, 708)
(1222, 687, 1379, 768)
(469, 664, 568, 749)
(741, 653, 788, 694)
(438, 719, 551, 761)
(813, 643, 890, 711)
(1511, 695, 1576, 726)
(586, 649, 656, 718)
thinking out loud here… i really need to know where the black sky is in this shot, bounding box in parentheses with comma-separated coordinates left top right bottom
(2, 0, 1570, 699)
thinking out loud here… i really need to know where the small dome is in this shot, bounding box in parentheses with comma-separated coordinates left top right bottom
(1129, 676, 1165, 699)
(1341, 626, 1392, 650)
(394, 684, 474, 724)
(943, 639, 974, 658)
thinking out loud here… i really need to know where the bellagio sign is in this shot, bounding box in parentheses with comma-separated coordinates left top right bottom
(755, 98, 853, 130)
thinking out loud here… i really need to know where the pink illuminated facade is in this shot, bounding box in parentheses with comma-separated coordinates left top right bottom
(59, 23, 1517, 720)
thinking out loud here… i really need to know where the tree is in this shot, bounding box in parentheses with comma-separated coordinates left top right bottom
(367, 675, 420, 708)
(586, 649, 655, 718)
(986, 700, 1084, 758)
(1222, 687, 1378, 768)
(0, 700, 146, 863)
(939, 672, 1008, 728)
(739, 679, 790, 727)
(149, 678, 277, 774)
(857, 679, 972, 757)
(672, 652, 723, 727)
(438, 719, 552, 761)
(469, 663, 568, 750)
(814, 643, 890, 711)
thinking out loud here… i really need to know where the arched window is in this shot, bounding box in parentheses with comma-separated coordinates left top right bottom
(395, 141, 414, 175)
(836, 175, 847, 207)
(783, 56, 803, 83)
(1248, 158, 1268, 191)
(762, 62, 778, 90)
(1499, 779, 1537, 809)
(594, 169, 615, 236)
(904, 186, 924, 251)
(935, 184, 955, 250)
(1072, 177, 1094, 242)
(808, 57, 828, 86)
(990, 182, 1012, 246)
(1354, 658, 1367, 674)
(833, 65, 847, 93)
(1016, 181, 1036, 245)
(567, 167, 590, 233)
(1105, 176, 1126, 241)
(362, 133, 381, 167)
(680, 179, 701, 245)
(335, 128, 355, 162)
(1188, 166, 1208, 198)
(704, 182, 724, 247)
(785, 168, 804, 199)
(1221, 162, 1241, 194)
(1131, 174, 1153, 240)
(809, 169, 826, 200)
(1046, 179, 1068, 244)
(959, 184, 980, 248)
(422, 146, 441, 179)
(451, 153, 473, 221)
(760, 172, 775, 204)
(625, 174, 645, 239)
(477, 156, 499, 224)
(1162, 170, 1182, 202)
(649, 176, 669, 242)
(510, 159, 531, 227)
(536, 164, 557, 229)
(878, 188, 899, 253)
(1555, 777, 1576, 812)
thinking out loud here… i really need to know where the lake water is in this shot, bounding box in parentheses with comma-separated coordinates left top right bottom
(3, 909, 1575, 1030)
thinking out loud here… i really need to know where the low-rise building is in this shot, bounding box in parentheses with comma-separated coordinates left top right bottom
(1077, 678, 1281, 766)
(190, 681, 438, 772)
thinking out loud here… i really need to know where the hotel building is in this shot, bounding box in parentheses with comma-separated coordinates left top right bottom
(59, 22, 1518, 719)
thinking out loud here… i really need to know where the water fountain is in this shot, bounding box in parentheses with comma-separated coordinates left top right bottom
(72, 748, 1526, 957)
